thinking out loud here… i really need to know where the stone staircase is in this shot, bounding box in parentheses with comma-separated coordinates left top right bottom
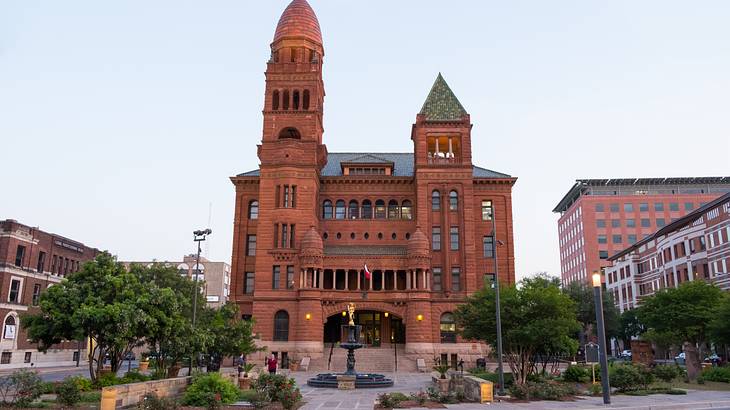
(308, 344, 417, 373)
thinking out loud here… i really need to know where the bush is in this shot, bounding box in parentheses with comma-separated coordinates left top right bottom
(39, 381, 57, 394)
(182, 373, 239, 407)
(120, 370, 151, 384)
(377, 393, 403, 408)
(653, 364, 681, 385)
(80, 391, 102, 403)
(410, 391, 428, 406)
(702, 366, 730, 383)
(252, 372, 301, 409)
(610, 363, 653, 392)
(68, 375, 93, 392)
(94, 372, 122, 388)
(136, 392, 179, 410)
(0, 369, 44, 407)
(563, 365, 590, 383)
(56, 377, 82, 407)
(509, 381, 578, 401)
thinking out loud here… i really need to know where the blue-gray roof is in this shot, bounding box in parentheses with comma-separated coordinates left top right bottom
(237, 153, 511, 178)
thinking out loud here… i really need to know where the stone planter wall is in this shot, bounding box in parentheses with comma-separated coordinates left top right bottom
(102, 376, 191, 408)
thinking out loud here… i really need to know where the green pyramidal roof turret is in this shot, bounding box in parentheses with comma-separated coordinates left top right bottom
(419, 73, 468, 121)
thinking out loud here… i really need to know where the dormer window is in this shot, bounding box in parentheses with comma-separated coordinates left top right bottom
(347, 167, 386, 175)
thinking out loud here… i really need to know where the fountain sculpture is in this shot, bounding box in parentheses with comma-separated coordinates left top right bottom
(307, 303, 394, 388)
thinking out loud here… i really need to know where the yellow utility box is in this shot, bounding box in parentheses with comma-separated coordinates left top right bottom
(480, 380, 494, 403)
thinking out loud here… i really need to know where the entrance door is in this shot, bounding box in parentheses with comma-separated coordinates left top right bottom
(356, 312, 381, 346)
(390, 317, 405, 344)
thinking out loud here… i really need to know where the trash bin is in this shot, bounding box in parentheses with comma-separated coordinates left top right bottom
(476, 358, 486, 370)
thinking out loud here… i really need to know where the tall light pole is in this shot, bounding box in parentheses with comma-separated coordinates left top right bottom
(191, 228, 212, 371)
(491, 211, 506, 396)
(592, 271, 611, 404)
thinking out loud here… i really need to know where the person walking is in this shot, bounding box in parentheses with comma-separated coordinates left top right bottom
(266, 353, 278, 375)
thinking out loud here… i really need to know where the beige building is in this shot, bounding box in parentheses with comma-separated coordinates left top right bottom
(123, 255, 231, 308)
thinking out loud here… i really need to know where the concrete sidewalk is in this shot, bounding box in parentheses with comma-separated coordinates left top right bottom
(290, 371, 730, 410)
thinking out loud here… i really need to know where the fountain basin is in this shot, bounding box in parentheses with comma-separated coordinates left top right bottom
(307, 372, 394, 388)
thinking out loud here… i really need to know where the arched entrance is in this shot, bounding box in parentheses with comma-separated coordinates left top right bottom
(324, 310, 405, 346)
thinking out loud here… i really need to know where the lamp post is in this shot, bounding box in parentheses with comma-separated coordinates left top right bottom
(491, 211, 506, 396)
(592, 271, 611, 404)
(191, 228, 212, 372)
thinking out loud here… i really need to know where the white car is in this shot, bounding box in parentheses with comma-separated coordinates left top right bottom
(620, 350, 632, 358)
(675, 352, 685, 361)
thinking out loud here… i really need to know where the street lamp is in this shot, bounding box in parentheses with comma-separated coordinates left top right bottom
(491, 210, 506, 396)
(592, 271, 611, 404)
(191, 228, 212, 371)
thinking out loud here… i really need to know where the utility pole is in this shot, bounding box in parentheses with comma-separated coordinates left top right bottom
(191, 228, 212, 373)
(491, 210, 505, 396)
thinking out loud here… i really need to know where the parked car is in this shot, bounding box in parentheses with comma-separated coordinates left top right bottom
(705, 353, 721, 365)
(674, 352, 686, 365)
(620, 350, 632, 359)
(124, 352, 136, 361)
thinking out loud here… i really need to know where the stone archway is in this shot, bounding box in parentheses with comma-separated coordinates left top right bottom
(321, 301, 406, 323)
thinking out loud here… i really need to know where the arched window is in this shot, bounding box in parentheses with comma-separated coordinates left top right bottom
(4, 316, 16, 340)
(388, 200, 400, 219)
(361, 200, 372, 219)
(278, 127, 301, 139)
(272, 90, 280, 110)
(335, 200, 346, 219)
(177, 263, 189, 276)
(303, 90, 310, 110)
(282, 90, 290, 110)
(440, 313, 456, 343)
(375, 200, 386, 219)
(449, 190, 458, 211)
(401, 200, 413, 220)
(293, 90, 300, 110)
(349, 200, 359, 219)
(274, 310, 289, 341)
(322, 200, 333, 219)
(248, 200, 259, 219)
(432, 191, 441, 211)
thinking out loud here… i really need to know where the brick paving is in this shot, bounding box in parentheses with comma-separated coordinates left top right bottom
(289, 371, 730, 410)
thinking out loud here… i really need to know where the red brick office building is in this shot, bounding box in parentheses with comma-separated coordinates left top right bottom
(553, 178, 730, 286)
(229, 0, 516, 369)
(0, 219, 99, 368)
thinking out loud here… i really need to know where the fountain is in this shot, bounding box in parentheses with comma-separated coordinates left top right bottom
(307, 303, 394, 388)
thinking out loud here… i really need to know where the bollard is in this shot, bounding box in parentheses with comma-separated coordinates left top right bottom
(101, 387, 117, 410)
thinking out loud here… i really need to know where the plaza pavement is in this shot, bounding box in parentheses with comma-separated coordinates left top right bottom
(289, 371, 730, 410)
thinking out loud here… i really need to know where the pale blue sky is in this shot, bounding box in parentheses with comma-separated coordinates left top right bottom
(2, 1, 729, 278)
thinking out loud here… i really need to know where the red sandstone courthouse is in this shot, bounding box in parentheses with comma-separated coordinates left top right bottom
(230, 0, 516, 370)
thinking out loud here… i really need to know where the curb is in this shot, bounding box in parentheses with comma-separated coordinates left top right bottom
(573, 400, 730, 410)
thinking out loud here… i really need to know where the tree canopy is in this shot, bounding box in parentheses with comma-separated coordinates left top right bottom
(23, 253, 259, 380)
(455, 274, 580, 384)
(562, 281, 620, 346)
(638, 280, 726, 380)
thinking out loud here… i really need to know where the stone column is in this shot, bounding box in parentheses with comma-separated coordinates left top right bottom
(344, 269, 349, 290)
(357, 270, 361, 290)
(425, 269, 430, 290)
(406, 270, 411, 289)
(394, 270, 399, 290)
(369, 271, 373, 290)
(318, 269, 323, 289)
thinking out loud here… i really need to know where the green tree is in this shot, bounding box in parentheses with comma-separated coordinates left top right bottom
(562, 281, 620, 347)
(128, 263, 203, 375)
(198, 303, 260, 371)
(709, 295, 730, 346)
(617, 308, 646, 349)
(455, 274, 580, 384)
(638, 280, 725, 380)
(22, 253, 152, 381)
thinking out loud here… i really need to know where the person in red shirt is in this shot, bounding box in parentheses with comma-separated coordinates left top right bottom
(266, 353, 278, 375)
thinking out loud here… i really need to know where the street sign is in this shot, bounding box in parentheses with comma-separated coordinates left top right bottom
(585, 342, 599, 364)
